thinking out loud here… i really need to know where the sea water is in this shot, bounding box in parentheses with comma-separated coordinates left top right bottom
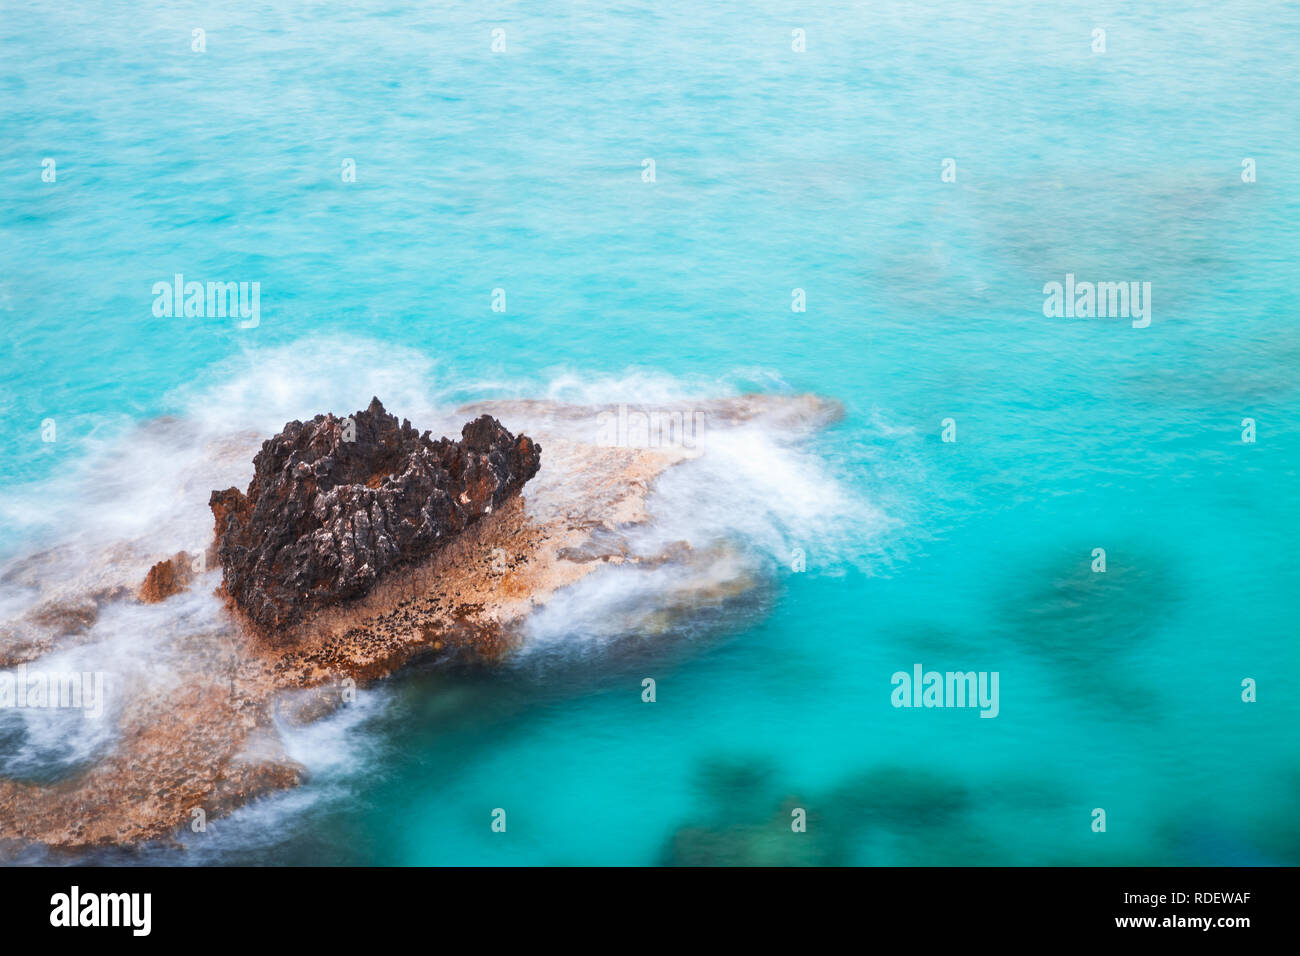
(0, 1, 1297, 865)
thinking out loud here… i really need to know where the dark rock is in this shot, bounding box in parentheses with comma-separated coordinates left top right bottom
(209, 397, 541, 634)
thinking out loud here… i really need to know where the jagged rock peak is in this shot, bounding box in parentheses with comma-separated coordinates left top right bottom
(209, 398, 541, 633)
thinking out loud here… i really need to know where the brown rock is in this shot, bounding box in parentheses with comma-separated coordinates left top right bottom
(138, 552, 197, 603)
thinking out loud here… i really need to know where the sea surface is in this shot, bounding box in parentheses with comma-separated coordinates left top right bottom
(1, 1, 1297, 865)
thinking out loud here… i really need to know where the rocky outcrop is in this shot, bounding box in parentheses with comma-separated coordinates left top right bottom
(139, 551, 198, 603)
(209, 398, 541, 634)
(1, 393, 838, 849)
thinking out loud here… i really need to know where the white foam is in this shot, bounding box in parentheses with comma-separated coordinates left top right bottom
(2, 333, 892, 635)
(0, 335, 894, 835)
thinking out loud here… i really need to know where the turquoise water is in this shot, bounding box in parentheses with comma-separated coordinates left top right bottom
(2, 1, 1298, 864)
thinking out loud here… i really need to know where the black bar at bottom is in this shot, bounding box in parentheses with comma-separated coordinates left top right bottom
(0, 865, 1286, 941)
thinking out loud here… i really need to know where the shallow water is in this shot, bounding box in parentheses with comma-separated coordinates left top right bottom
(1, 1, 1298, 865)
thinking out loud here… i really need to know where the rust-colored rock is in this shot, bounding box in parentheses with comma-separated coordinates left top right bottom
(138, 552, 197, 603)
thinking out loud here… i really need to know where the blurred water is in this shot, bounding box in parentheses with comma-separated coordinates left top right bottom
(1, 0, 1298, 864)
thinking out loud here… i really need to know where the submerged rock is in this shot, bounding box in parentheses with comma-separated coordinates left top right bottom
(209, 398, 541, 633)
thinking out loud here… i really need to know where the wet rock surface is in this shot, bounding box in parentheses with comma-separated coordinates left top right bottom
(0, 393, 835, 850)
(138, 552, 198, 604)
(209, 398, 541, 634)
